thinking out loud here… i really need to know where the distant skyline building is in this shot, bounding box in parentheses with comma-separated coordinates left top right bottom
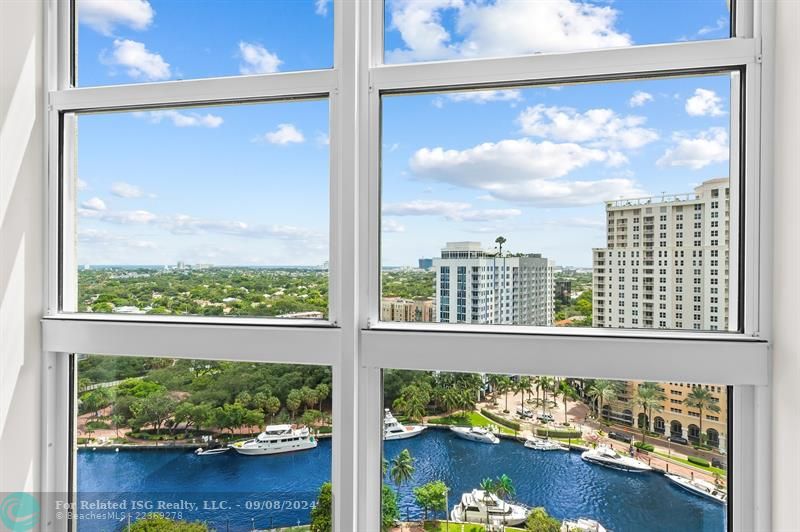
(418, 258, 434, 270)
(433, 241, 554, 325)
(380, 297, 435, 323)
(592, 178, 730, 331)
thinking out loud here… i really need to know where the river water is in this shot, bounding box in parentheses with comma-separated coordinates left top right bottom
(77, 430, 725, 531)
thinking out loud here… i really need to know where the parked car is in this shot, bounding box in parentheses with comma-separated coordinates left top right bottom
(537, 413, 555, 423)
(516, 407, 533, 418)
(711, 458, 725, 469)
(609, 431, 633, 443)
(668, 434, 689, 445)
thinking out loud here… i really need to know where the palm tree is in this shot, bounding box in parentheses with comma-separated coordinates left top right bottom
(683, 387, 721, 446)
(587, 379, 617, 419)
(442, 387, 462, 418)
(493, 474, 516, 526)
(634, 382, 665, 445)
(390, 449, 415, 520)
(479, 478, 496, 525)
(495, 236, 507, 255)
(556, 380, 578, 426)
(515, 377, 531, 408)
(497, 376, 513, 413)
(537, 376, 555, 415)
(487, 374, 502, 406)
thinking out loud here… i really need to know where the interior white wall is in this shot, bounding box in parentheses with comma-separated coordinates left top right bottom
(0, 0, 45, 493)
(771, 1, 800, 530)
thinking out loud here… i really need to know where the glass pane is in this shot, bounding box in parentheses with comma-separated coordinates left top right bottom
(381, 73, 736, 332)
(384, 0, 732, 64)
(76, 0, 333, 86)
(70, 100, 329, 319)
(72, 355, 333, 530)
(382, 370, 729, 531)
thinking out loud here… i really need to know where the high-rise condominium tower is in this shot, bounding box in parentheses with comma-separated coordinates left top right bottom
(433, 241, 554, 325)
(592, 178, 730, 331)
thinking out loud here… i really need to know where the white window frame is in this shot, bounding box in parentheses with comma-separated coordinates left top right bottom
(41, 1, 773, 531)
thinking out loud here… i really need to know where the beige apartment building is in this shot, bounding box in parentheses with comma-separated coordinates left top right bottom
(602, 380, 728, 452)
(592, 178, 731, 331)
(380, 297, 435, 322)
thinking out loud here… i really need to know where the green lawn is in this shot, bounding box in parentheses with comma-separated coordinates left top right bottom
(427, 411, 516, 435)
(652, 450, 727, 477)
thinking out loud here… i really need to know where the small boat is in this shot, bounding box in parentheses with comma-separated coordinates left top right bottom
(581, 445, 652, 472)
(561, 518, 608, 532)
(524, 437, 568, 451)
(450, 489, 529, 526)
(664, 473, 727, 504)
(230, 425, 317, 456)
(450, 426, 500, 444)
(194, 442, 230, 456)
(383, 409, 426, 441)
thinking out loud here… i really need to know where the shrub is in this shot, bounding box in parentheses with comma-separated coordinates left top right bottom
(634, 441, 655, 452)
(480, 409, 520, 431)
(535, 428, 581, 439)
(688, 455, 711, 467)
(86, 421, 110, 430)
(128, 514, 207, 531)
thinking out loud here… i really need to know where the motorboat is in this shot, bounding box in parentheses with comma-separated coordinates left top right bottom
(230, 425, 317, 456)
(194, 442, 230, 456)
(581, 445, 653, 472)
(561, 518, 608, 532)
(524, 437, 568, 451)
(383, 409, 426, 441)
(664, 473, 727, 504)
(450, 489, 528, 526)
(450, 425, 500, 444)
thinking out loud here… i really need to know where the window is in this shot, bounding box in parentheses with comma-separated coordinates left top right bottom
(383, 371, 730, 530)
(381, 73, 734, 332)
(75, 0, 334, 86)
(69, 101, 330, 319)
(45, 2, 769, 531)
(74, 355, 333, 529)
(383, 0, 732, 64)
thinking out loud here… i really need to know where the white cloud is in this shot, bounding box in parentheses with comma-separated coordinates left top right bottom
(79, 229, 156, 249)
(382, 219, 406, 233)
(446, 89, 522, 104)
(81, 197, 107, 211)
(79, 208, 158, 224)
(263, 123, 305, 145)
(140, 110, 223, 128)
(315, 0, 331, 16)
(386, 0, 631, 63)
(77, 179, 89, 190)
(383, 199, 522, 222)
(629, 91, 654, 108)
(238, 41, 282, 75)
(685, 88, 725, 117)
(605, 151, 629, 167)
(409, 138, 644, 205)
(79, 0, 154, 36)
(106, 39, 170, 81)
(517, 104, 659, 149)
(111, 182, 144, 198)
(657, 127, 729, 170)
(316, 132, 330, 146)
(697, 17, 728, 36)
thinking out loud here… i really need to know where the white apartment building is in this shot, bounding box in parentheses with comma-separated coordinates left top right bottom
(433, 242, 555, 325)
(592, 178, 731, 331)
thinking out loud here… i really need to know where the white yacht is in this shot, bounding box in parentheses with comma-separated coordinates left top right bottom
(450, 426, 500, 444)
(194, 444, 230, 456)
(524, 437, 568, 451)
(450, 489, 528, 527)
(664, 473, 727, 504)
(230, 425, 317, 456)
(561, 518, 608, 532)
(383, 409, 426, 441)
(581, 445, 653, 472)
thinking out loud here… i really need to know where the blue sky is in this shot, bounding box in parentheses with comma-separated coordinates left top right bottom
(75, 0, 731, 268)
